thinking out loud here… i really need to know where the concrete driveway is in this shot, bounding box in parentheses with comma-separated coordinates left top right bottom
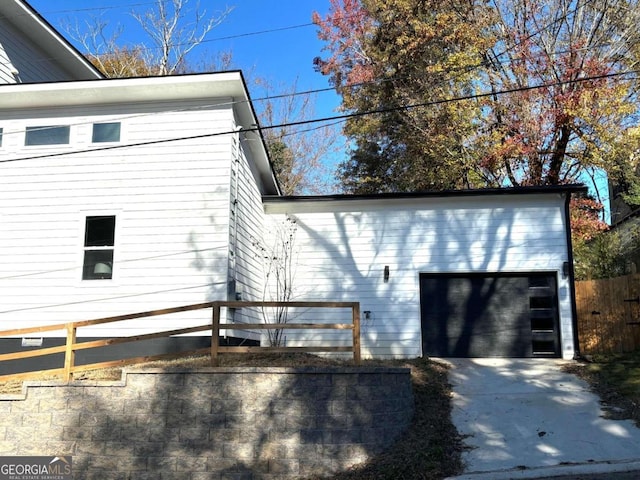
(444, 358, 640, 479)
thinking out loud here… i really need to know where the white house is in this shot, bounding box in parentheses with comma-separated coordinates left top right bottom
(0, 73, 280, 360)
(0, 0, 102, 83)
(0, 1, 584, 366)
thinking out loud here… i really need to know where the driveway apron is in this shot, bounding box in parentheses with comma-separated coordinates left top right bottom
(445, 358, 640, 476)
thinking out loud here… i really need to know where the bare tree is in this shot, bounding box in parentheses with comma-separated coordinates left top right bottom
(133, 0, 233, 75)
(254, 78, 342, 195)
(63, 0, 234, 77)
(253, 216, 297, 346)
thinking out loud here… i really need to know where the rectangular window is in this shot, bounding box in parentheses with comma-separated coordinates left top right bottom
(25, 125, 70, 146)
(92, 122, 121, 143)
(0, 127, 3, 147)
(82, 215, 116, 280)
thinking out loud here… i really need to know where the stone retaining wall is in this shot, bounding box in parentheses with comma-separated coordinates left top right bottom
(0, 367, 413, 479)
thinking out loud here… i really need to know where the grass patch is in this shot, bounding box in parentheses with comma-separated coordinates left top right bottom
(0, 353, 464, 479)
(563, 350, 640, 426)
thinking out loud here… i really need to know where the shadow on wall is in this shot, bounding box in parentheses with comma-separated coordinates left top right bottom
(289, 202, 526, 357)
(1, 367, 413, 478)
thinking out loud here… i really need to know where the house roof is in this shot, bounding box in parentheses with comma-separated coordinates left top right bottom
(0, 70, 253, 109)
(0, 71, 280, 195)
(263, 184, 587, 211)
(0, 0, 103, 81)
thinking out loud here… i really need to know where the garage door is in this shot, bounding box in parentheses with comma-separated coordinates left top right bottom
(420, 273, 560, 358)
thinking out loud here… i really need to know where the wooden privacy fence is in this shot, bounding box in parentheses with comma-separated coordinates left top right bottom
(0, 300, 361, 383)
(575, 273, 640, 354)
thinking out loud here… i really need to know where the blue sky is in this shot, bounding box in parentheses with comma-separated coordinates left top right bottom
(28, 0, 346, 188)
(28, 1, 334, 89)
(28, 1, 339, 100)
(23, 1, 613, 213)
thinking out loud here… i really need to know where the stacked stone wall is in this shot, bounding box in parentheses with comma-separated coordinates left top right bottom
(0, 367, 413, 479)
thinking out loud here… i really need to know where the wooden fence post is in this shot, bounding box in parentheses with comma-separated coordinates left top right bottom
(211, 302, 220, 366)
(63, 324, 76, 382)
(352, 303, 361, 365)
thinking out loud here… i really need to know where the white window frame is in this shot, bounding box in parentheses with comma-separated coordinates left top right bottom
(91, 122, 121, 144)
(79, 212, 120, 283)
(24, 125, 71, 146)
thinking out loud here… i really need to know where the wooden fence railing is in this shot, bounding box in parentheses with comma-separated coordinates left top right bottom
(575, 273, 640, 354)
(0, 301, 361, 383)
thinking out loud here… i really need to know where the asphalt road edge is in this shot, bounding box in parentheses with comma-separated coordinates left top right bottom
(446, 458, 640, 480)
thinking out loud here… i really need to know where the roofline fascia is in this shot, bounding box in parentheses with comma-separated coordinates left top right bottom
(236, 72, 282, 196)
(263, 185, 588, 203)
(13, 0, 103, 80)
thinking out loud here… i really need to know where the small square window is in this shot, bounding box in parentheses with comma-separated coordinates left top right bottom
(83, 215, 116, 280)
(92, 123, 121, 143)
(25, 125, 70, 146)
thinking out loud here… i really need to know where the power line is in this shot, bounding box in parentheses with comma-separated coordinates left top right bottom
(0, 0, 622, 85)
(0, 80, 341, 141)
(0, 36, 630, 144)
(1, 0, 630, 121)
(37, 1, 161, 15)
(0, 282, 225, 315)
(0, 246, 227, 280)
(1, 68, 638, 165)
(489, 0, 599, 61)
(0, 0, 636, 163)
(0, 2, 317, 68)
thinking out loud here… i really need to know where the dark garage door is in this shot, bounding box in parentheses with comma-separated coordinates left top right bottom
(420, 273, 560, 358)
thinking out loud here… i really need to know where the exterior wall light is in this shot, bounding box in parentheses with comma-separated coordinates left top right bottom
(562, 261, 570, 279)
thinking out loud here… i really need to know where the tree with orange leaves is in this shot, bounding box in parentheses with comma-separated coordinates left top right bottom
(313, 0, 640, 198)
(313, 0, 496, 193)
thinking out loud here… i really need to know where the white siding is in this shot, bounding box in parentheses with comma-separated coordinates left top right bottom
(264, 194, 575, 359)
(221, 132, 269, 338)
(0, 41, 17, 84)
(0, 17, 70, 83)
(233, 136, 267, 303)
(0, 100, 237, 336)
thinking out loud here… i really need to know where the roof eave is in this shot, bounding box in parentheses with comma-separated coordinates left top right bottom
(4, 0, 103, 81)
(263, 184, 588, 204)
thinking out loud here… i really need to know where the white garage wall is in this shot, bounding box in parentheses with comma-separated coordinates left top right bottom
(263, 192, 576, 359)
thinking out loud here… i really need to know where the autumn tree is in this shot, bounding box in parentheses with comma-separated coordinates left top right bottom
(570, 194, 635, 280)
(313, 0, 640, 197)
(65, 0, 233, 77)
(313, 0, 496, 193)
(86, 46, 154, 78)
(477, 0, 640, 191)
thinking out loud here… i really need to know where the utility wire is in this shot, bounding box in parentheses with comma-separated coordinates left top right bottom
(489, 0, 598, 60)
(0, 37, 630, 144)
(0, 4, 316, 68)
(0, 282, 225, 315)
(0, 246, 227, 280)
(0, 0, 600, 81)
(0, 0, 629, 131)
(35, 1, 162, 15)
(1, 68, 638, 165)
